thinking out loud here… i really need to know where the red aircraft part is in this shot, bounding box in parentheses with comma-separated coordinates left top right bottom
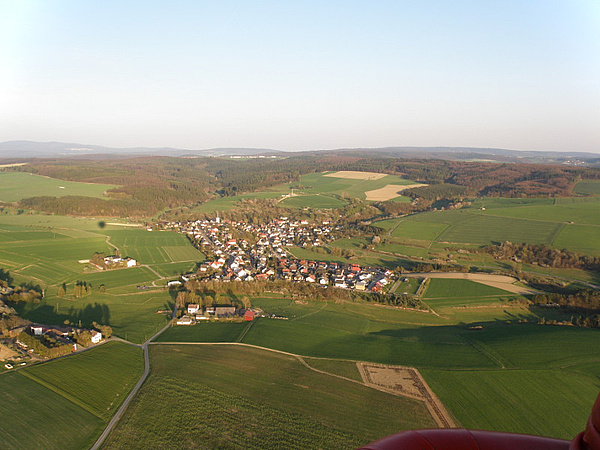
(360, 392, 600, 450)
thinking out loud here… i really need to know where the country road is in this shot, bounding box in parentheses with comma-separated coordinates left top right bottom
(90, 306, 177, 450)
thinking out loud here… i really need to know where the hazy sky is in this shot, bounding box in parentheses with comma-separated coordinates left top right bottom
(1, 1, 599, 152)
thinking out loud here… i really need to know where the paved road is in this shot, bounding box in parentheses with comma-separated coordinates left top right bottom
(90, 307, 176, 450)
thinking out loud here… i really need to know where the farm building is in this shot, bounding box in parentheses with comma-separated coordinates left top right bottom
(176, 315, 194, 325)
(215, 306, 236, 317)
(187, 304, 200, 314)
(90, 330, 102, 344)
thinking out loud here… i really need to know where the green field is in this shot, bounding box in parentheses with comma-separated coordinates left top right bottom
(552, 223, 600, 255)
(0, 172, 118, 202)
(304, 357, 364, 382)
(194, 171, 419, 212)
(0, 342, 143, 450)
(279, 193, 348, 209)
(155, 322, 249, 342)
(387, 220, 449, 241)
(422, 278, 513, 299)
(23, 341, 144, 419)
(0, 372, 104, 450)
(104, 345, 435, 449)
(3, 187, 600, 446)
(423, 369, 598, 440)
(152, 294, 600, 440)
(0, 215, 204, 343)
(574, 180, 600, 195)
(466, 324, 600, 369)
(371, 198, 600, 264)
(161, 298, 503, 369)
(93, 228, 205, 265)
(293, 171, 418, 201)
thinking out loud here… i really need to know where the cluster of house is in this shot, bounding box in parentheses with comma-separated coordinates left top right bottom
(102, 256, 137, 269)
(0, 286, 14, 296)
(17, 324, 102, 351)
(276, 259, 391, 292)
(160, 216, 393, 292)
(168, 216, 335, 257)
(176, 304, 257, 325)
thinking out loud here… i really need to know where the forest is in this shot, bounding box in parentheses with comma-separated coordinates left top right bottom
(4, 152, 600, 218)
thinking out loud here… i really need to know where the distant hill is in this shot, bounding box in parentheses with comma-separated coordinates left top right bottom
(0, 140, 598, 166)
(306, 146, 600, 166)
(0, 141, 282, 159)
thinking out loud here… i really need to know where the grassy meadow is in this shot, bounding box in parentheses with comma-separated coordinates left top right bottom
(422, 278, 514, 299)
(574, 180, 600, 195)
(193, 171, 416, 212)
(104, 345, 435, 449)
(0, 215, 204, 343)
(423, 368, 598, 440)
(0, 342, 143, 450)
(371, 196, 600, 261)
(155, 292, 600, 440)
(279, 193, 348, 209)
(293, 171, 416, 201)
(23, 341, 144, 420)
(0, 172, 117, 202)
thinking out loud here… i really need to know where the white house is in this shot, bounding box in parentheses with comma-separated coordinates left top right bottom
(187, 304, 200, 314)
(91, 330, 102, 344)
(176, 315, 194, 325)
(126, 259, 137, 267)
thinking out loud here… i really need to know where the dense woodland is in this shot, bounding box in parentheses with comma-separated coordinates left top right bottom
(173, 279, 424, 310)
(479, 242, 600, 271)
(5, 152, 600, 218)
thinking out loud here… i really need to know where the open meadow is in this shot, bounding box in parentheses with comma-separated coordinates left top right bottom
(0, 342, 143, 450)
(371, 196, 600, 260)
(193, 171, 418, 212)
(574, 180, 600, 195)
(0, 172, 117, 202)
(0, 215, 204, 343)
(156, 293, 600, 439)
(103, 345, 435, 449)
(289, 171, 417, 202)
(422, 368, 599, 440)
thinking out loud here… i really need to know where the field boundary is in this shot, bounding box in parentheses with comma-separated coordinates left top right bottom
(20, 370, 105, 420)
(150, 341, 455, 428)
(460, 334, 507, 369)
(357, 362, 456, 428)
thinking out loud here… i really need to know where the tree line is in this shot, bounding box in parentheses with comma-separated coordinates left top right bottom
(480, 241, 600, 271)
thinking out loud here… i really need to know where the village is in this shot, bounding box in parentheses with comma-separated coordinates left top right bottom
(159, 216, 397, 325)
(0, 320, 107, 370)
(163, 216, 394, 292)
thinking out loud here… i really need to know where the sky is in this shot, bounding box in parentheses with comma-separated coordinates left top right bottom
(1, 0, 599, 152)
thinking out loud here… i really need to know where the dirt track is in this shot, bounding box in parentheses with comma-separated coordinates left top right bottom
(405, 272, 539, 295)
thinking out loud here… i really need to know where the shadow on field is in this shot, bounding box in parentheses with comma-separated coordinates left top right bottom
(16, 302, 111, 327)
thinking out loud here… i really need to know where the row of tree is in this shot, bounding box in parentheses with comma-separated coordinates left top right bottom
(481, 241, 600, 271)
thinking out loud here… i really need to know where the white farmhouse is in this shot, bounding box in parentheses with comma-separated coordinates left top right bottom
(91, 330, 102, 344)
